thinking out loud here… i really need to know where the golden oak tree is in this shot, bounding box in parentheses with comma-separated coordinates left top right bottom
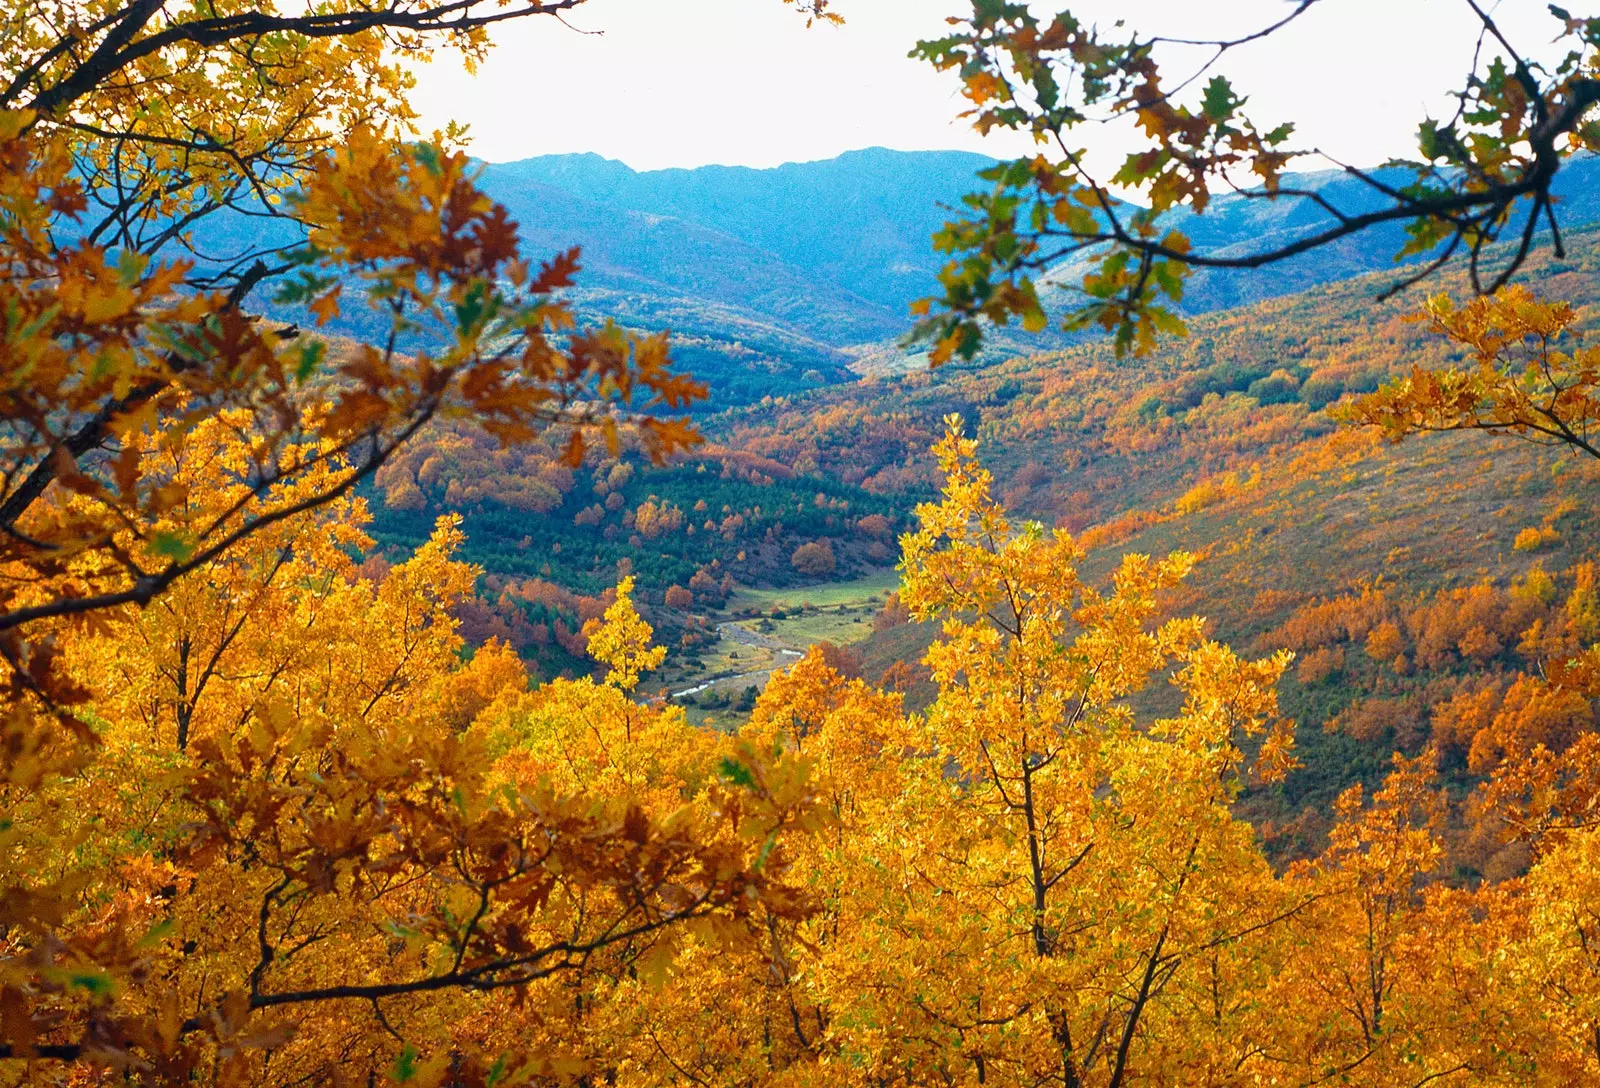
(793, 421, 1305, 1087)
(745, 429, 1600, 1087)
(590, 424, 1600, 1088)
(561, 421, 1310, 1088)
(1, 412, 824, 1084)
(454, 578, 823, 1086)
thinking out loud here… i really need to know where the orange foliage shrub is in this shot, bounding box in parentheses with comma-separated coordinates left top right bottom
(873, 592, 912, 633)
(857, 513, 894, 538)
(1465, 676, 1595, 774)
(438, 639, 529, 730)
(1297, 646, 1344, 685)
(791, 539, 837, 577)
(1330, 694, 1431, 750)
(811, 640, 864, 679)
(1513, 526, 1560, 552)
(1407, 582, 1537, 671)
(1365, 621, 1406, 663)
(633, 499, 685, 539)
(1266, 585, 1393, 652)
(1569, 562, 1600, 643)
(1431, 680, 1507, 755)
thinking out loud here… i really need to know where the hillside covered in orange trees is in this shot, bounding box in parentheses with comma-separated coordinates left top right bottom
(361, 230, 1600, 868)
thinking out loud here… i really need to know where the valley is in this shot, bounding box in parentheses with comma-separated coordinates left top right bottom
(361, 209, 1600, 864)
(650, 570, 899, 727)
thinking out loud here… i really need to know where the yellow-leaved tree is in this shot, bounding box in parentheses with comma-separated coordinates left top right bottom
(512, 423, 1600, 1087)
(2, 411, 824, 1084)
(767, 420, 1305, 1087)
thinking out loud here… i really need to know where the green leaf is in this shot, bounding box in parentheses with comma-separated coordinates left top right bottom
(391, 1044, 419, 1083)
(718, 756, 757, 789)
(755, 829, 778, 872)
(1200, 76, 1237, 122)
(285, 244, 326, 267)
(1264, 122, 1295, 146)
(412, 143, 443, 176)
(383, 919, 423, 941)
(295, 339, 326, 383)
(69, 971, 114, 997)
(454, 280, 490, 333)
(150, 531, 195, 564)
(13, 304, 61, 345)
(116, 248, 149, 288)
(273, 269, 337, 306)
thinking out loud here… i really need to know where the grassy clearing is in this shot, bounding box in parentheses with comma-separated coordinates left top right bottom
(657, 638, 782, 689)
(726, 570, 900, 614)
(759, 606, 875, 645)
(647, 570, 899, 709)
(731, 569, 899, 650)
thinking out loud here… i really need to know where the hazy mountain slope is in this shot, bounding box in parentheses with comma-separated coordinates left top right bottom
(486, 176, 904, 346)
(1106, 157, 1600, 313)
(485, 149, 1600, 371)
(481, 147, 996, 314)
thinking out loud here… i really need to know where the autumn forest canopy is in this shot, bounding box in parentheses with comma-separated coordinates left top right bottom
(15, 1, 1600, 1085)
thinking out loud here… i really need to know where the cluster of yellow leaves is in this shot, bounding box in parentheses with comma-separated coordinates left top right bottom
(582, 575, 667, 694)
(1345, 286, 1600, 458)
(10, 0, 443, 244)
(1, 418, 822, 1085)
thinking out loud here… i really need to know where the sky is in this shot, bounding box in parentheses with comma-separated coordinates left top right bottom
(409, 0, 1564, 172)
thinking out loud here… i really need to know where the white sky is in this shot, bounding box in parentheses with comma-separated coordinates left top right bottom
(409, 1, 1564, 171)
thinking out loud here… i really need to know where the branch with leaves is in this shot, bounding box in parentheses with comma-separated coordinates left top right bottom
(1342, 286, 1600, 461)
(909, 2, 1600, 359)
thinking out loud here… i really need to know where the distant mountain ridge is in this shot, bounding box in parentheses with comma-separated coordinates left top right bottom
(227, 147, 1600, 407)
(1147, 157, 1600, 312)
(481, 148, 996, 320)
(457, 147, 1005, 408)
(483, 149, 1600, 346)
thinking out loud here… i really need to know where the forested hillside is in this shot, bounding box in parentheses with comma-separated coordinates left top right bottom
(357, 227, 1600, 860)
(373, 228, 1599, 600)
(715, 232, 1600, 858)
